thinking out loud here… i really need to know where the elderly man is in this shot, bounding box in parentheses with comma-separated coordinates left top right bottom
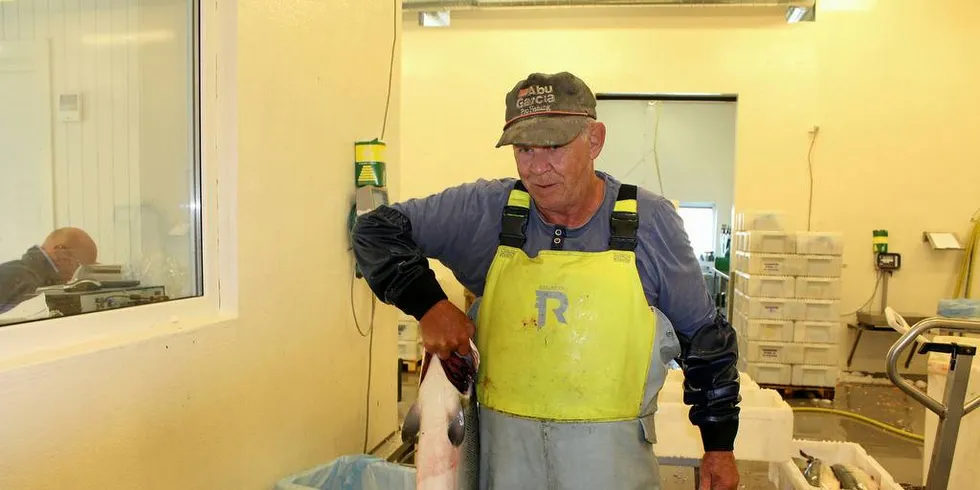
(352, 72, 740, 489)
(0, 227, 98, 313)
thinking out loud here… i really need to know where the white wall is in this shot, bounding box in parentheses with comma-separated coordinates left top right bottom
(401, 2, 980, 373)
(595, 99, 737, 256)
(0, 0, 143, 266)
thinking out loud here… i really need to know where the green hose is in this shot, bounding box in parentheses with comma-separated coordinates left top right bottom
(792, 407, 925, 443)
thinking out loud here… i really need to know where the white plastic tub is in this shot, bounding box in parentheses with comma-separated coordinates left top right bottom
(799, 299, 841, 322)
(795, 277, 842, 300)
(736, 271, 796, 298)
(735, 231, 797, 254)
(792, 365, 839, 387)
(657, 369, 794, 463)
(800, 343, 838, 366)
(739, 252, 804, 276)
(747, 341, 804, 364)
(744, 296, 803, 321)
(795, 232, 844, 256)
(794, 321, 843, 344)
(797, 255, 843, 277)
(769, 439, 903, 490)
(747, 362, 793, 385)
(735, 209, 788, 232)
(746, 319, 795, 342)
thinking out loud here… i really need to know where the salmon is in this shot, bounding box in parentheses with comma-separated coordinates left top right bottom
(402, 340, 480, 490)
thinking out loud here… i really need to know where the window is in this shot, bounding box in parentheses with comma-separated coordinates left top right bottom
(677, 204, 716, 259)
(0, 0, 203, 327)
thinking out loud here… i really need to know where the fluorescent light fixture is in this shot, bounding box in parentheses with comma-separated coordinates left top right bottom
(786, 6, 815, 23)
(419, 11, 450, 28)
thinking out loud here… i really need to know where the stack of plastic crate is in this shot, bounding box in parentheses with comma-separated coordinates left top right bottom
(730, 210, 844, 388)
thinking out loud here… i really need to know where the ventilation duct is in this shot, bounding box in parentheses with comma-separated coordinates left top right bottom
(403, 0, 816, 11)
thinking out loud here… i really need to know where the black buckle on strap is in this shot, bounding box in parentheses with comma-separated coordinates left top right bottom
(500, 205, 530, 248)
(609, 211, 639, 251)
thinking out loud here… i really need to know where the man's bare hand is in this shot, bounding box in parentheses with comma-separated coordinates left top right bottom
(699, 451, 738, 490)
(419, 299, 475, 359)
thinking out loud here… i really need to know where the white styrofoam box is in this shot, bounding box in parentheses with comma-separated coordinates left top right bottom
(801, 319, 845, 344)
(747, 362, 792, 385)
(735, 209, 787, 232)
(741, 252, 804, 276)
(743, 296, 803, 321)
(792, 365, 839, 387)
(794, 321, 843, 344)
(797, 254, 843, 277)
(747, 341, 804, 364)
(795, 276, 842, 300)
(799, 299, 841, 322)
(746, 319, 795, 342)
(800, 343, 838, 366)
(398, 339, 422, 361)
(736, 271, 796, 298)
(795, 231, 844, 256)
(924, 335, 980, 488)
(769, 439, 903, 490)
(735, 231, 797, 254)
(657, 369, 794, 463)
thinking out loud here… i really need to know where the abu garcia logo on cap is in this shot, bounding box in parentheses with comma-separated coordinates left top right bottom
(517, 84, 556, 115)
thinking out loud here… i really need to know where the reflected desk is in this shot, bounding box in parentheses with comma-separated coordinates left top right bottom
(44, 285, 168, 316)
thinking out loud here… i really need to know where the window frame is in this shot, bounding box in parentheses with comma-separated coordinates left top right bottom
(677, 201, 718, 259)
(0, 0, 238, 367)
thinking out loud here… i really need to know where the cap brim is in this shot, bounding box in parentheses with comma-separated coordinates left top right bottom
(495, 115, 593, 148)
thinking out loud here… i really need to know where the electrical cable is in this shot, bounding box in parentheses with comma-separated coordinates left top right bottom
(792, 407, 925, 443)
(840, 270, 882, 318)
(380, 0, 397, 140)
(805, 128, 818, 231)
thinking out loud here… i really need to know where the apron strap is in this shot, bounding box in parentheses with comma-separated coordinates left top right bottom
(610, 184, 639, 251)
(500, 180, 531, 248)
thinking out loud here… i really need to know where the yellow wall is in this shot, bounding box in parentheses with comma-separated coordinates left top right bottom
(0, 1, 402, 489)
(402, 1, 980, 372)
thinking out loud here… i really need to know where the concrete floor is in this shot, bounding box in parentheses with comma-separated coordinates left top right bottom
(396, 371, 927, 489)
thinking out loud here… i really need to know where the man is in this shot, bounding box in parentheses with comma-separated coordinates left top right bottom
(0, 227, 98, 313)
(352, 72, 740, 489)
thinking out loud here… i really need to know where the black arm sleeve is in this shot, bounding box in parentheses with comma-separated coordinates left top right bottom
(675, 310, 742, 452)
(350, 205, 447, 320)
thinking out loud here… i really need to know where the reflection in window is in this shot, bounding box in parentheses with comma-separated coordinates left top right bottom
(0, 0, 201, 324)
(677, 205, 716, 259)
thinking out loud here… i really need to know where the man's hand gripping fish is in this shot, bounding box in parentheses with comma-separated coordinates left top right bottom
(402, 341, 480, 490)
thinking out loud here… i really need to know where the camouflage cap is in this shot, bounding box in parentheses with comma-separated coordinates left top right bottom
(495, 72, 598, 148)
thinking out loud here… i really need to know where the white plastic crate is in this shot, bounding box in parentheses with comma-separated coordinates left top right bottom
(795, 276, 842, 300)
(799, 299, 841, 322)
(740, 252, 804, 276)
(792, 365, 839, 387)
(744, 296, 803, 321)
(747, 341, 804, 364)
(769, 439, 903, 490)
(746, 319, 795, 342)
(797, 254, 843, 277)
(746, 362, 793, 385)
(795, 231, 844, 256)
(800, 343, 839, 366)
(794, 321, 843, 344)
(734, 231, 797, 253)
(735, 210, 787, 232)
(736, 271, 796, 298)
(398, 339, 422, 361)
(657, 369, 794, 463)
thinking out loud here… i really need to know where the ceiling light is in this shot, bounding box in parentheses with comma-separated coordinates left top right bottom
(419, 11, 450, 28)
(786, 6, 815, 23)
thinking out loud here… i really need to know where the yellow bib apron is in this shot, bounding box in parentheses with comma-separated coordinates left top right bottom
(473, 181, 674, 489)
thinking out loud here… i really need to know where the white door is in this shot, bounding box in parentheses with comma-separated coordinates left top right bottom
(0, 41, 54, 262)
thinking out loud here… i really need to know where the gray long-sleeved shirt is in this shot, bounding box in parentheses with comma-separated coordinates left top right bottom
(390, 170, 717, 338)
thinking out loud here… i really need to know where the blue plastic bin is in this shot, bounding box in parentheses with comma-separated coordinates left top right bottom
(275, 455, 416, 490)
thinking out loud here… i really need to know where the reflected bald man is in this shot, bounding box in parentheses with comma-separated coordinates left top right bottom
(0, 227, 98, 313)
